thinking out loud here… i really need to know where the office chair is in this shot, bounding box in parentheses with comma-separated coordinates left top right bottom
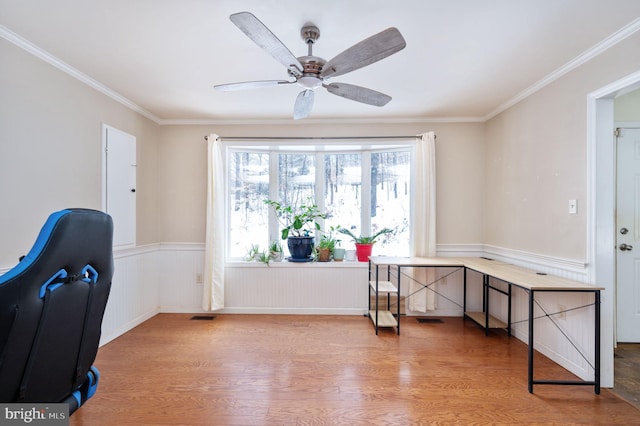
(0, 208, 113, 414)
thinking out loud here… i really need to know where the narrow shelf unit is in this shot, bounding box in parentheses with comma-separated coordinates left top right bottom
(368, 264, 400, 335)
(464, 311, 508, 330)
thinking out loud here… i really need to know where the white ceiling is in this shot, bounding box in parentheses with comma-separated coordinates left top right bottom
(1, 0, 640, 123)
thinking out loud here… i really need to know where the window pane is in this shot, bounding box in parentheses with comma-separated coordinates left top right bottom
(228, 151, 270, 258)
(225, 145, 413, 261)
(324, 153, 362, 238)
(371, 151, 411, 256)
(277, 154, 317, 256)
(278, 153, 316, 206)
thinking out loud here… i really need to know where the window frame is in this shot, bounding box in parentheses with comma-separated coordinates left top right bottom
(224, 140, 416, 260)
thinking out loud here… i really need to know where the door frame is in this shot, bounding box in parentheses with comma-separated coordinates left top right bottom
(589, 70, 640, 387)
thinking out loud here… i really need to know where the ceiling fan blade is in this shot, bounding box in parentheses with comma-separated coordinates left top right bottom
(230, 12, 303, 74)
(293, 89, 314, 120)
(324, 82, 391, 107)
(214, 80, 292, 91)
(321, 27, 406, 79)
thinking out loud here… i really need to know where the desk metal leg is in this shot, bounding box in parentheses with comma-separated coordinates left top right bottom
(375, 264, 379, 335)
(484, 274, 490, 336)
(595, 290, 601, 394)
(463, 268, 468, 315)
(528, 289, 534, 393)
(528, 289, 600, 394)
(507, 284, 512, 337)
(397, 266, 401, 335)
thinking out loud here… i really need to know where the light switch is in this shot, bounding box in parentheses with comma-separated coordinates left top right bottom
(568, 199, 577, 214)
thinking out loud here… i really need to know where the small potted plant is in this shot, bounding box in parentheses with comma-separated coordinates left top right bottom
(315, 225, 342, 262)
(258, 250, 271, 266)
(338, 227, 394, 262)
(264, 199, 327, 261)
(245, 244, 262, 262)
(269, 241, 284, 262)
(333, 245, 346, 262)
(315, 234, 337, 262)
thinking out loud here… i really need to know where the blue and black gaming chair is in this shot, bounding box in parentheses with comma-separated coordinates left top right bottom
(0, 208, 113, 414)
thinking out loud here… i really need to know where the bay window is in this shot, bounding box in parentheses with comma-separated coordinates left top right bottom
(227, 141, 414, 260)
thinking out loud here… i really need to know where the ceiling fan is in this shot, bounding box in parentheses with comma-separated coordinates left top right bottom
(214, 12, 407, 119)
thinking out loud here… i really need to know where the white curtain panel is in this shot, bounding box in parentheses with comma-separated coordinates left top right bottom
(203, 134, 225, 311)
(409, 131, 437, 312)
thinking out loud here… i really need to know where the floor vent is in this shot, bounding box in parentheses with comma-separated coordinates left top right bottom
(190, 315, 216, 321)
(416, 318, 444, 324)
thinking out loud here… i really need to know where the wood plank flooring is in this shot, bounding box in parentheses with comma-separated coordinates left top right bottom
(613, 343, 640, 409)
(71, 314, 638, 425)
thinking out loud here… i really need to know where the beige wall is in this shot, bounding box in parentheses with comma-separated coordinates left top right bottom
(0, 38, 161, 266)
(484, 31, 640, 260)
(157, 122, 486, 245)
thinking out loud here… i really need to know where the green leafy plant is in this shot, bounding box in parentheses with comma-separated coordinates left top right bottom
(338, 227, 395, 244)
(316, 225, 342, 252)
(245, 244, 261, 261)
(316, 234, 337, 251)
(258, 250, 271, 266)
(264, 199, 327, 239)
(268, 241, 284, 262)
(269, 241, 283, 253)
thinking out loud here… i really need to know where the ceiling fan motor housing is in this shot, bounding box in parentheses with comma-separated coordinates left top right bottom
(293, 55, 324, 89)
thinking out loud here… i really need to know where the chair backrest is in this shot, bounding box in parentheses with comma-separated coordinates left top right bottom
(0, 208, 113, 404)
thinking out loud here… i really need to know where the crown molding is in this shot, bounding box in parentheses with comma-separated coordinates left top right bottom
(157, 116, 485, 126)
(0, 24, 163, 125)
(483, 17, 640, 121)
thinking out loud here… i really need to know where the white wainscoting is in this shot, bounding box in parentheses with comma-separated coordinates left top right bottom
(157, 243, 206, 313)
(100, 245, 161, 345)
(223, 261, 369, 315)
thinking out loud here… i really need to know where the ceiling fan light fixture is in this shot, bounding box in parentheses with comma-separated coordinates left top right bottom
(297, 76, 322, 90)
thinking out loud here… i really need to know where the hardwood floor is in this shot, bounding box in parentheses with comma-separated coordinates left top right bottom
(71, 314, 638, 425)
(613, 343, 640, 410)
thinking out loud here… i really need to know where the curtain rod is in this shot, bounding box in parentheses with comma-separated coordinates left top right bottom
(204, 135, 432, 141)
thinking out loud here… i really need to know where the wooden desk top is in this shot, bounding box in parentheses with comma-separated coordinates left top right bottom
(368, 256, 466, 267)
(369, 256, 603, 291)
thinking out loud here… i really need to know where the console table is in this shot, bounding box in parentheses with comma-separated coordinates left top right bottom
(368, 256, 603, 394)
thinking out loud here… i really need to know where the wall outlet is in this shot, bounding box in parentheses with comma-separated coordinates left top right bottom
(196, 273, 203, 284)
(558, 304, 566, 320)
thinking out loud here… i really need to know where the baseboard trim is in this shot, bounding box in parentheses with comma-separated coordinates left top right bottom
(212, 307, 368, 316)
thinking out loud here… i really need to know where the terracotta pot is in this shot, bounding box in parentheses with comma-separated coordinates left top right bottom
(355, 243, 374, 262)
(317, 248, 331, 262)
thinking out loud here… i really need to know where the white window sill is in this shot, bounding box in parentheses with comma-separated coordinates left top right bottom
(225, 260, 368, 268)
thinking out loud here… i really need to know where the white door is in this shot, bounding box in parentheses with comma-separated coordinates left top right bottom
(616, 127, 640, 342)
(102, 124, 136, 248)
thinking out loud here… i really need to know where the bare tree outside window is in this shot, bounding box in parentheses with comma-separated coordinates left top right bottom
(371, 151, 411, 255)
(228, 152, 269, 257)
